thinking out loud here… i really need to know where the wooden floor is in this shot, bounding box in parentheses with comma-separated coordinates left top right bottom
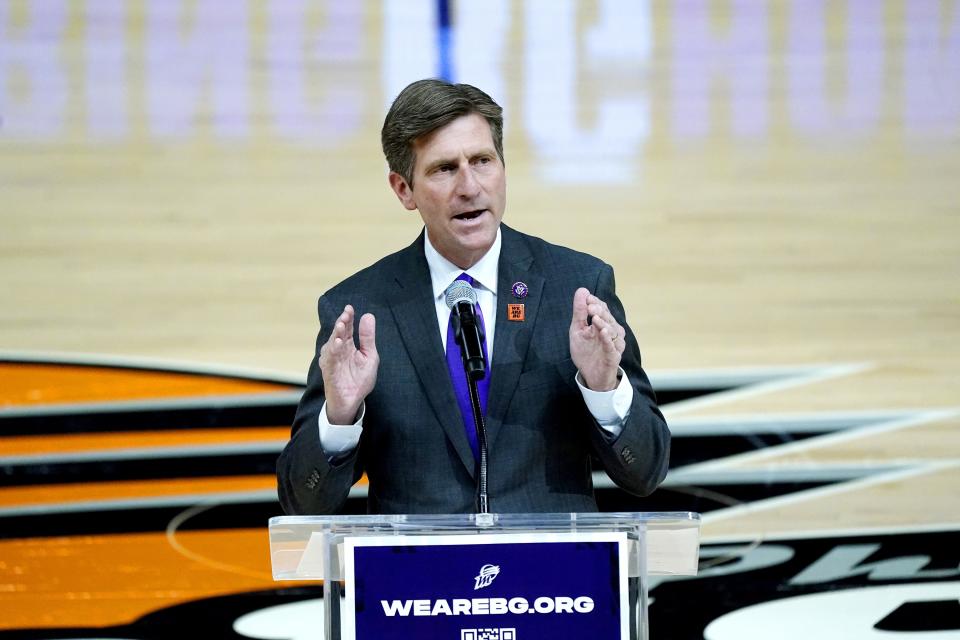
(1, 1, 958, 636)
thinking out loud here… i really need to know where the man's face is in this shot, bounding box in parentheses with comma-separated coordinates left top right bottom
(389, 113, 506, 269)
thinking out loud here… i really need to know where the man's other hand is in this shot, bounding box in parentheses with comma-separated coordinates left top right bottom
(569, 287, 624, 391)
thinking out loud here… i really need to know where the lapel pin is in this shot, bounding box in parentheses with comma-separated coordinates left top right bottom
(511, 281, 529, 299)
(507, 303, 525, 322)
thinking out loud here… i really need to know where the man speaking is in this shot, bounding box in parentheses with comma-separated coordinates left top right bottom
(277, 79, 670, 514)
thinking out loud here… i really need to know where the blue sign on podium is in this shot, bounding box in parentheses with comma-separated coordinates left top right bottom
(342, 531, 629, 640)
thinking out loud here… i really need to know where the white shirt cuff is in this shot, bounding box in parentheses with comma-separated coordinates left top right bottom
(317, 401, 364, 457)
(575, 367, 634, 438)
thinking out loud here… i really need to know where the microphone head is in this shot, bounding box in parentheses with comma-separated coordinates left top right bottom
(445, 279, 478, 309)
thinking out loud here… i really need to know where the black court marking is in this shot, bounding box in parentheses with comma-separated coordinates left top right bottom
(0, 501, 285, 540)
(0, 399, 298, 436)
(875, 599, 960, 632)
(0, 450, 281, 487)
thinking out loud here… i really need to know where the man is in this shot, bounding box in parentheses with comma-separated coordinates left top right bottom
(277, 79, 669, 514)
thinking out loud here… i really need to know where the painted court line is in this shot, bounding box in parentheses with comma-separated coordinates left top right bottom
(700, 460, 960, 526)
(0, 440, 287, 465)
(671, 408, 960, 474)
(0, 391, 303, 418)
(666, 409, 917, 436)
(662, 362, 873, 417)
(702, 520, 960, 545)
(0, 489, 281, 517)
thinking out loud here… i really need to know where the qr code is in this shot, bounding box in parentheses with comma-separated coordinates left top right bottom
(460, 628, 516, 640)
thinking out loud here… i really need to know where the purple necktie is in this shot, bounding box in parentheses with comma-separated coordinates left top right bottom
(445, 273, 490, 463)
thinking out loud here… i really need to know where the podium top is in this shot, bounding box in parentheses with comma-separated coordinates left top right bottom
(269, 511, 700, 580)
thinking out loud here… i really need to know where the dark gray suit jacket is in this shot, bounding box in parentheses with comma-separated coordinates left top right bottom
(277, 224, 670, 514)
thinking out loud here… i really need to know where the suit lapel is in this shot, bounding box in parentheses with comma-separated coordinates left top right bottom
(486, 226, 544, 450)
(388, 233, 478, 478)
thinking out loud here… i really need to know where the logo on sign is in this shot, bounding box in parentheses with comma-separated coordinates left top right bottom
(474, 564, 500, 590)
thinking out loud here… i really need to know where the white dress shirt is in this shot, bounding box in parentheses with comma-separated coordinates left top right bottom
(317, 227, 634, 456)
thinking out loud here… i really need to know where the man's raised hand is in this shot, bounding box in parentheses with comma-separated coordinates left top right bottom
(319, 305, 379, 424)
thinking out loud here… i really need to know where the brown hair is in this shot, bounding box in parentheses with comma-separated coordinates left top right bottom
(381, 79, 504, 187)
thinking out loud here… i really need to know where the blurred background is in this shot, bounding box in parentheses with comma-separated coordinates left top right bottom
(1, 1, 958, 638)
(2, 0, 956, 376)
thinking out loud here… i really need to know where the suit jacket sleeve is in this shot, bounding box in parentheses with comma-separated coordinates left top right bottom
(276, 294, 365, 514)
(584, 263, 671, 497)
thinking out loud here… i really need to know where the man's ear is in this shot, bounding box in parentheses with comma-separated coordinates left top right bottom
(388, 172, 417, 211)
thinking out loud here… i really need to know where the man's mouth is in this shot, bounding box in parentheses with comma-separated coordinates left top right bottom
(453, 209, 486, 221)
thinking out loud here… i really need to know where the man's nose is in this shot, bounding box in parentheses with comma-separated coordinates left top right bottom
(455, 164, 480, 197)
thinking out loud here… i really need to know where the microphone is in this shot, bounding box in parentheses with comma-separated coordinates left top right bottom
(444, 279, 487, 380)
(445, 278, 490, 514)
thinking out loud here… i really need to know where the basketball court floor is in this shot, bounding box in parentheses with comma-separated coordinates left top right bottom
(1, 1, 958, 637)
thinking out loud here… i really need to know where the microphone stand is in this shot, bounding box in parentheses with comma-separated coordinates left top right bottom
(466, 373, 489, 514)
(453, 309, 490, 514)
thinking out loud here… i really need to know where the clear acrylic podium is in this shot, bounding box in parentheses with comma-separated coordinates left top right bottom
(269, 512, 700, 640)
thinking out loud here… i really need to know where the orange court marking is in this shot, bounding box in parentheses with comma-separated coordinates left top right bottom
(0, 529, 303, 630)
(0, 363, 295, 407)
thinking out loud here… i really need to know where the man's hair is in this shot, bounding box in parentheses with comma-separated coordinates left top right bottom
(381, 79, 504, 187)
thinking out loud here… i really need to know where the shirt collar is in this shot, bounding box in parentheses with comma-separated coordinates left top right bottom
(424, 226, 501, 300)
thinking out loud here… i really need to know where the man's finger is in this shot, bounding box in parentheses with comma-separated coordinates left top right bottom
(331, 321, 348, 350)
(588, 303, 623, 334)
(339, 305, 356, 341)
(590, 316, 618, 345)
(358, 313, 377, 354)
(327, 305, 356, 353)
(571, 288, 590, 329)
(338, 304, 354, 325)
(591, 314, 615, 331)
(587, 301, 613, 323)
